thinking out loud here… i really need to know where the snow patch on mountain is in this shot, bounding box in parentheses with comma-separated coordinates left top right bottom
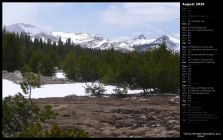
(51, 32, 93, 43)
(6, 23, 44, 35)
(167, 35, 180, 51)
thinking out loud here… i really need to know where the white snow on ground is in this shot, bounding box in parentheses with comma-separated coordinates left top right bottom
(2, 79, 143, 99)
(55, 72, 66, 79)
(2, 79, 23, 97)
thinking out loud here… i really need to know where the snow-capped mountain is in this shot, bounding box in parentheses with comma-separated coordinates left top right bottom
(5, 23, 45, 35)
(134, 35, 180, 53)
(5, 23, 180, 53)
(50, 32, 109, 49)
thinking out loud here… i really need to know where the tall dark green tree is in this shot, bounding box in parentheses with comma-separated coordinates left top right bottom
(63, 52, 77, 80)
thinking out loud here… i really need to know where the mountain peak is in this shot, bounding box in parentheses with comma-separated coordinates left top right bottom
(6, 23, 44, 35)
(158, 35, 169, 40)
(135, 34, 147, 40)
(153, 35, 172, 45)
(148, 34, 179, 53)
(16, 23, 35, 28)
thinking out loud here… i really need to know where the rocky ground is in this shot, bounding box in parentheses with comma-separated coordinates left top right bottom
(34, 95, 180, 138)
(3, 70, 180, 138)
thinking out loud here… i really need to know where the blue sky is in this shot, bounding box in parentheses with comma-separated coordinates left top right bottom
(3, 2, 180, 39)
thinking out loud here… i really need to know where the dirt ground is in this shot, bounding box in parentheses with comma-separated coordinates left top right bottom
(33, 95, 180, 138)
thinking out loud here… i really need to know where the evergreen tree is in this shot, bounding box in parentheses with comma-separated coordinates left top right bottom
(63, 52, 77, 80)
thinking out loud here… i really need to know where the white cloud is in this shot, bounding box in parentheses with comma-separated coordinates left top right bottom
(3, 3, 41, 26)
(98, 3, 179, 27)
(2, 2, 55, 32)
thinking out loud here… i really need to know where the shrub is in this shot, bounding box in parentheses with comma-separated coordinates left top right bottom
(2, 93, 57, 137)
(45, 124, 89, 138)
(84, 82, 106, 96)
(19, 123, 89, 138)
(112, 87, 128, 98)
(19, 123, 44, 137)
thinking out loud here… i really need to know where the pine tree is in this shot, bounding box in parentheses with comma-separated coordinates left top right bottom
(63, 52, 77, 80)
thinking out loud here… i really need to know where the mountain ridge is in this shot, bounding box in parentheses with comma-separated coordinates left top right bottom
(5, 23, 180, 53)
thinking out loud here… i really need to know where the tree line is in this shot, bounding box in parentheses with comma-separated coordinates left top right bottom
(2, 29, 180, 94)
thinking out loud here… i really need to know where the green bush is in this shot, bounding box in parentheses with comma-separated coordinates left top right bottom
(84, 82, 106, 96)
(19, 123, 89, 138)
(45, 124, 89, 138)
(19, 123, 44, 137)
(112, 87, 128, 98)
(2, 93, 57, 137)
(2, 93, 38, 137)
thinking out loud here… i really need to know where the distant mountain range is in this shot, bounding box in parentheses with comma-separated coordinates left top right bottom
(5, 23, 180, 53)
